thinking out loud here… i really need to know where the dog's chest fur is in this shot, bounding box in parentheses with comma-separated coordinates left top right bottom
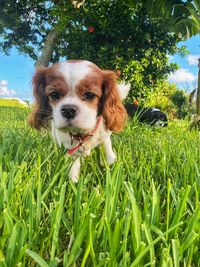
(51, 120, 110, 156)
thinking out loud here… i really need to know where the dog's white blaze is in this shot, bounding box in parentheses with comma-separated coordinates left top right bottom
(58, 61, 92, 93)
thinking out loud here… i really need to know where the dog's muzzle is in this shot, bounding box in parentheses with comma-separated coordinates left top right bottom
(60, 105, 79, 120)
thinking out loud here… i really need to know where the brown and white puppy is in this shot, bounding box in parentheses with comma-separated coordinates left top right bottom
(29, 60, 130, 181)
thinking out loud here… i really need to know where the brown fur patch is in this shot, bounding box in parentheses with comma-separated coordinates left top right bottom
(76, 71, 103, 110)
(101, 70, 127, 132)
(45, 68, 69, 105)
(28, 66, 69, 129)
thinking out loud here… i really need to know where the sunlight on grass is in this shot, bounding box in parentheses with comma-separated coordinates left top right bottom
(0, 99, 28, 107)
(0, 107, 199, 266)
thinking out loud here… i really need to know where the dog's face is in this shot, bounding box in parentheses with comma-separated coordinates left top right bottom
(29, 60, 127, 133)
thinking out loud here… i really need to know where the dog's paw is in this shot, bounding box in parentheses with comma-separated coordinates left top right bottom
(69, 166, 80, 183)
(69, 169, 79, 182)
(106, 152, 116, 166)
(69, 159, 80, 182)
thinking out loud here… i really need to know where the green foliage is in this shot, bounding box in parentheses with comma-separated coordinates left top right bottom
(145, 81, 191, 119)
(145, 81, 177, 116)
(122, 58, 177, 101)
(1, 0, 199, 99)
(59, 2, 181, 99)
(170, 89, 191, 119)
(147, 0, 200, 38)
(0, 107, 200, 266)
(0, 0, 53, 60)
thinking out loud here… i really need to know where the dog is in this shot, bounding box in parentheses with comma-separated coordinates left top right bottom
(124, 103, 168, 126)
(29, 60, 130, 181)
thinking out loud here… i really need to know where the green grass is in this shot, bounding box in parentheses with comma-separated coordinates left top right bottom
(0, 99, 27, 107)
(0, 106, 199, 266)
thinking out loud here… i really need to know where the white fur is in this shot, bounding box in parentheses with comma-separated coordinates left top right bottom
(117, 82, 131, 100)
(51, 61, 99, 132)
(52, 119, 113, 181)
(151, 108, 160, 112)
(51, 95, 97, 131)
(58, 61, 92, 90)
(69, 157, 81, 182)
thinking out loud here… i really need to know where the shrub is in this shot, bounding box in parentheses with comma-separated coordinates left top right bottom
(170, 89, 191, 119)
(145, 81, 191, 119)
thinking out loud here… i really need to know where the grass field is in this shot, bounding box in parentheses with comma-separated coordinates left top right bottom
(0, 106, 199, 267)
(0, 99, 28, 108)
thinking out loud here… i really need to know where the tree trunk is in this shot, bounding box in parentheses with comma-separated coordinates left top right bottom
(35, 27, 62, 68)
(196, 58, 200, 115)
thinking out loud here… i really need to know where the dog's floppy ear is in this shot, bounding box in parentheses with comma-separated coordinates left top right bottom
(101, 70, 127, 132)
(28, 67, 52, 130)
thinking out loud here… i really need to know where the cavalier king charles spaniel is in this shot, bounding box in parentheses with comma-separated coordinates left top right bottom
(29, 60, 130, 181)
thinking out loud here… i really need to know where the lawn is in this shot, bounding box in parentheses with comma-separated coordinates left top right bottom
(0, 99, 28, 108)
(0, 106, 199, 266)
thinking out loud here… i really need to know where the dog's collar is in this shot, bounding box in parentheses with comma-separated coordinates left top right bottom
(67, 116, 102, 155)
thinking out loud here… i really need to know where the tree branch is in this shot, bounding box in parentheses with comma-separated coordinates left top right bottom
(35, 27, 62, 68)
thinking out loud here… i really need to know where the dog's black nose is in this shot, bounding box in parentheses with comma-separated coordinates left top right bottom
(61, 105, 79, 120)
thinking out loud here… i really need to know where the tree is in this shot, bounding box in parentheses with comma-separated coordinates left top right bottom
(0, 0, 85, 66)
(0, 0, 53, 62)
(148, 0, 200, 38)
(0, 0, 200, 100)
(57, 1, 181, 99)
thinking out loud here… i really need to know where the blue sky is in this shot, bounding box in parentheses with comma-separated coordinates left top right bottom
(0, 48, 35, 101)
(0, 34, 199, 101)
(168, 34, 200, 92)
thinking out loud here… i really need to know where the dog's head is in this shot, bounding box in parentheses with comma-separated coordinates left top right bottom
(28, 60, 127, 133)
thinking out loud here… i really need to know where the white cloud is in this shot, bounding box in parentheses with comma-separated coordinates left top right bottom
(0, 80, 16, 96)
(168, 68, 197, 83)
(187, 55, 200, 65)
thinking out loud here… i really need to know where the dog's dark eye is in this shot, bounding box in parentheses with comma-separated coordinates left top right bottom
(83, 92, 96, 101)
(49, 91, 60, 100)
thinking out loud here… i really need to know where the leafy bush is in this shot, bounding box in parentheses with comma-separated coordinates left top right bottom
(145, 81, 191, 119)
(62, 3, 181, 100)
(170, 89, 191, 119)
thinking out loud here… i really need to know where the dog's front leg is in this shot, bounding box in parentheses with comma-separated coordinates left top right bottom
(103, 135, 116, 165)
(69, 157, 80, 182)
